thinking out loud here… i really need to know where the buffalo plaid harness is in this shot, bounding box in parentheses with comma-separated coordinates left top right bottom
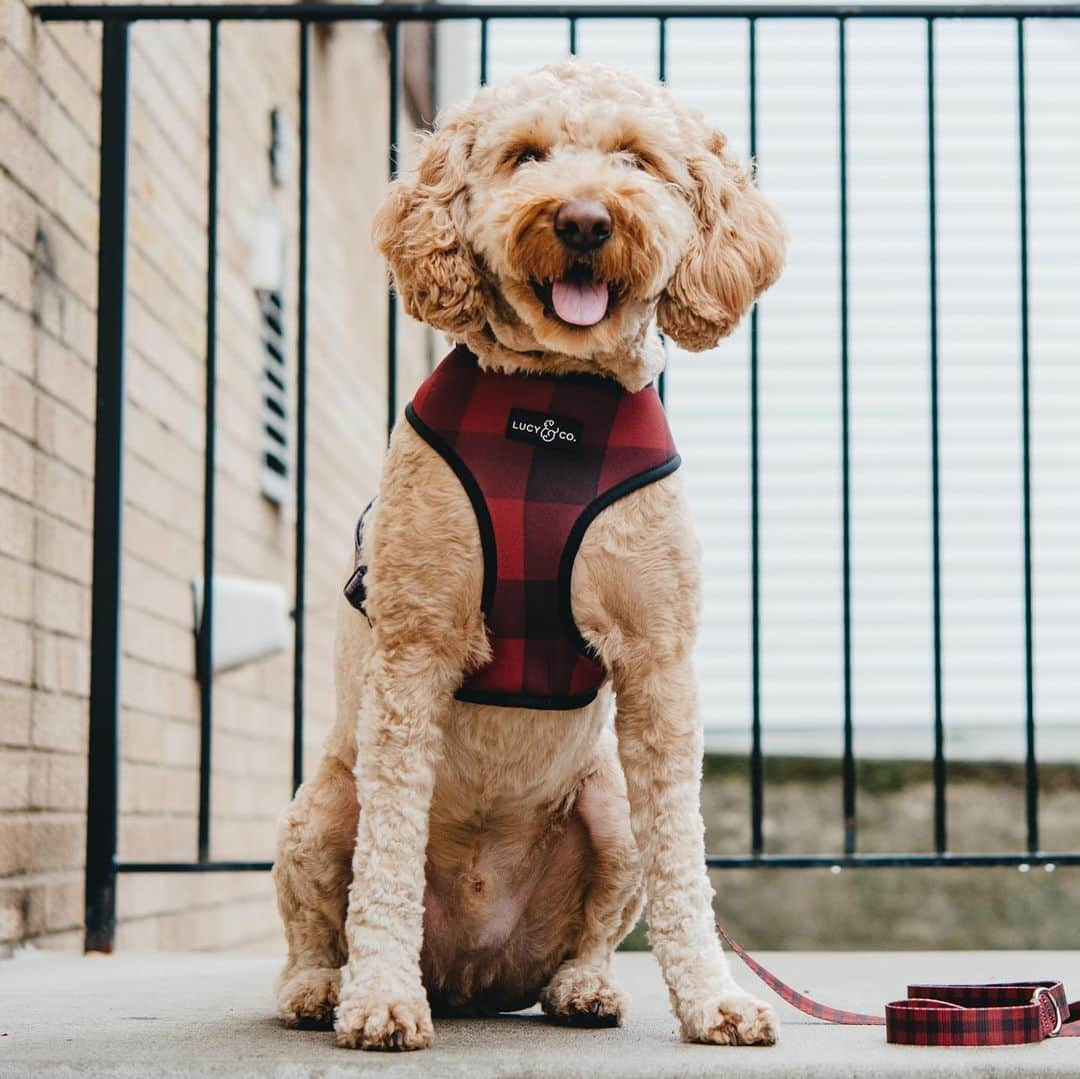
(346, 345, 680, 711)
(719, 926, 1080, 1047)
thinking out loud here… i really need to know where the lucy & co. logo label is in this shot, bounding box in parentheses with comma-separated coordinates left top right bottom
(505, 408, 583, 451)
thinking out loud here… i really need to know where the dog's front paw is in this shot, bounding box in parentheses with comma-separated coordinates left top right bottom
(277, 966, 340, 1029)
(677, 989, 778, 1046)
(540, 963, 626, 1028)
(334, 986, 433, 1051)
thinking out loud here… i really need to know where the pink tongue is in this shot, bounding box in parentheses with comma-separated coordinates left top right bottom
(551, 279, 609, 326)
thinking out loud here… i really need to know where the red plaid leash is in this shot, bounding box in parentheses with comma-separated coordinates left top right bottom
(718, 925, 1080, 1046)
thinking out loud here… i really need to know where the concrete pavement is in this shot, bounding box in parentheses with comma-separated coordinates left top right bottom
(2, 946, 1079, 1077)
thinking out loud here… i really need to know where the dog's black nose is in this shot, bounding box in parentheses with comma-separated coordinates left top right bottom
(554, 199, 613, 253)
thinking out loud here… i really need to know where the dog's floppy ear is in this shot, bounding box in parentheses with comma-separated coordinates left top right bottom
(372, 116, 487, 336)
(657, 130, 786, 352)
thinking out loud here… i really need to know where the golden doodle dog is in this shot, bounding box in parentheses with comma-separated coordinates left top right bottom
(273, 60, 786, 1051)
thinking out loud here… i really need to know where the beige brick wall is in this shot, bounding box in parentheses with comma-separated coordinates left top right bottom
(1, 4, 427, 953)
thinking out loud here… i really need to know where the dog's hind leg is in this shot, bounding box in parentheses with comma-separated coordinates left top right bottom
(540, 732, 643, 1028)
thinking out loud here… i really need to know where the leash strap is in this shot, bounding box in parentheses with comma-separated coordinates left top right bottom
(718, 925, 1080, 1046)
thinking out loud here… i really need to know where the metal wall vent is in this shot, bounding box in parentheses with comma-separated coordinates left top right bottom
(259, 288, 291, 504)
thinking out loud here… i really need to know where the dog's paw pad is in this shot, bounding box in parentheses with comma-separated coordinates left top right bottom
(277, 967, 340, 1029)
(540, 965, 626, 1029)
(334, 992, 433, 1051)
(679, 990, 778, 1046)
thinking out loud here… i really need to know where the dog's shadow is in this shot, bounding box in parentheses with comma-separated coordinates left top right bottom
(261, 1007, 622, 1051)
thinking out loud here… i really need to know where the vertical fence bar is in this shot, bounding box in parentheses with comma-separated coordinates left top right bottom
(479, 16, 489, 86)
(656, 16, 668, 405)
(748, 16, 764, 857)
(85, 19, 130, 953)
(837, 17, 856, 855)
(387, 20, 400, 444)
(197, 20, 220, 863)
(292, 21, 310, 795)
(1016, 17, 1038, 855)
(569, 16, 578, 56)
(926, 17, 947, 855)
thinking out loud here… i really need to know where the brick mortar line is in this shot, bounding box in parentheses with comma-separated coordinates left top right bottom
(0, 196, 98, 312)
(18, 9, 102, 99)
(0, 677, 86, 706)
(0, 219, 98, 331)
(96, 689, 292, 726)
(0, 295, 94, 373)
(120, 452, 286, 554)
(0, 486, 92, 548)
(0, 584, 333, 686)
(136, 30, 303, 176)
(4, 19, 98, 104)
(4, 574, 328, 639)
(0, 39, 101, 154)
(112, 713, 297, 740)
(0, 809, 85, 824)
(0, 612, 89, 649)
(0, 738, 88, 757)
(0, 743, 81, 755)
(1, 103, 287, 349)
(1, 65, 206, 282)
(130, 28, 207, 140)
(1, 553, 90, 598)
(6, 22, 215, 210)
(0, 433, 93, 509)
(0, 100, 98, 210)
(1, 284, 290, 496)
(2, 195, 261, 376)
(127, 760, 298, 779)
(0, 867, 86, 887)
(0, 369, 92, 468)
(0, 743, 87, 758)
(113, 508, 298, 591)
(123, 31, 314, 240)
(119, 713, 308, 742)
(4, 151, 396, 435)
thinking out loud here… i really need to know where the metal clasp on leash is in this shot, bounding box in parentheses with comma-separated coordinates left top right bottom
(1033, 987, 1063, 1037)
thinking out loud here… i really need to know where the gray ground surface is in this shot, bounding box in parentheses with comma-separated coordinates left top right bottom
(3, 948, 1079, 1077)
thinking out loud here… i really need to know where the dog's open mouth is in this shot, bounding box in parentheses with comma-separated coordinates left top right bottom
(532, 265, 614, 328)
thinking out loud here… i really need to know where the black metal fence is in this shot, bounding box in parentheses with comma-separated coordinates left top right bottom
(33, 2, 1080, 953)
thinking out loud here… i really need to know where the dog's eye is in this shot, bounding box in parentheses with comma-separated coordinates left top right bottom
(616, 148, 650, 171)
(514, 147, 544, 168)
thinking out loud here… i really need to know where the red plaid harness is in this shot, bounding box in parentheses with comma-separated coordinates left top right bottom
(719, 926, 1080, 1046)
(347, 345, 680, 710)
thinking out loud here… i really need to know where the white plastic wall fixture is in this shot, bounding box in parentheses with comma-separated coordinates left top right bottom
(191, 576, 291, 675)
(250, 198, 284, 293)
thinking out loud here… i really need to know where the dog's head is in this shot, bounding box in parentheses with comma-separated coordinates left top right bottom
(374, 62, 786, 388)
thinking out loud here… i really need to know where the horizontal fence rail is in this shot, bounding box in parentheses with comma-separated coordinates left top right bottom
(32, 3, 1080, 20)
(33, 2, 1080, 953)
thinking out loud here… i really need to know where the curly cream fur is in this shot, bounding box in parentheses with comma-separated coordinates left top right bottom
(274, 60, 785, 1052)
(373, 61, 786, 382)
